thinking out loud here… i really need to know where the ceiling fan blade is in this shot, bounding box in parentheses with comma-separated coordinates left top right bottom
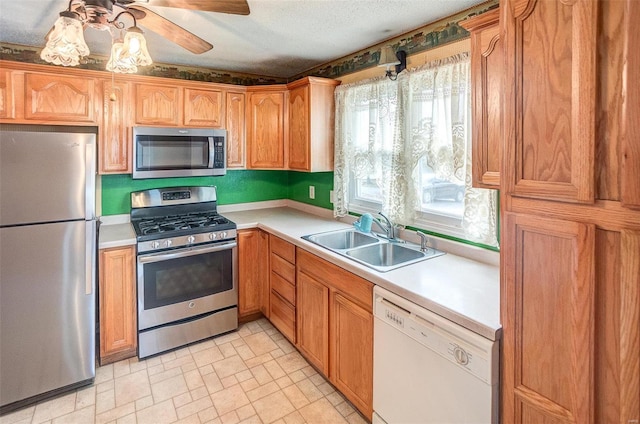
(129, 5, 213, 54)
(140, 0, 250, 15)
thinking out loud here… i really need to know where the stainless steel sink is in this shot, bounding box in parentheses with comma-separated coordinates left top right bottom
(302, 228, 445, 272)
(303, 229, 380, 250)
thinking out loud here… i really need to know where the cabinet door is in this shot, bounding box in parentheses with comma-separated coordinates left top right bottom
(461, 9, 501, 189)
(296, 270, 329, 375)
(288, 84, 310, 170)
(502, 213, 595, 423)
(184, 88, 224, 127)
(100, 80, 131, 174)
(99, 246, 136, 365)
(24, 73, 96, 122)
(0, 69, 14, 119)
(238, 229, 268, 319)
(503, 0, 597, 203)
(134, 83, 181, 126)
(247, 91, 285, 168)
(226, 91, 246, 168)
(330, 292, 373, 420)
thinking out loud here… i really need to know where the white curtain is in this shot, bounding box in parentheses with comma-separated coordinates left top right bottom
(334, 53, 498, 247)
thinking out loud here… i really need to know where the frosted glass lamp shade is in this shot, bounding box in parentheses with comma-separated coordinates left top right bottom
(378, 45, 400, 67)
(106, 41, 138, 73)
(121, 27, 152, 67)
(40, 12, 89, 67)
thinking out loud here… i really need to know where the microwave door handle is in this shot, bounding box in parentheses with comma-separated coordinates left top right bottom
(208, 137, 214, 168)
(138, 241, 237, 264)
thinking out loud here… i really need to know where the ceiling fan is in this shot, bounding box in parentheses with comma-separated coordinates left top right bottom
(73, 0, 250, 54)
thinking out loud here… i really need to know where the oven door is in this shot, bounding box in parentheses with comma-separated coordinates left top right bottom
(137, 241, 237, 330)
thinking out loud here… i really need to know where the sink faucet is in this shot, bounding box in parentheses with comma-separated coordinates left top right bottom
(416, 230, 430, 252)
(373, 212, 396, 240)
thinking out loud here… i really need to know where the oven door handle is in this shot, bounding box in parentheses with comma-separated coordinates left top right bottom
(138, 241, 237, 264)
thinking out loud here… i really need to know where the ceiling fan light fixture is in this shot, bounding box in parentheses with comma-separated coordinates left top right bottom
(106, 39, 138, 73)
(121, 26, 152, 66)
(40, 10, 89, 66)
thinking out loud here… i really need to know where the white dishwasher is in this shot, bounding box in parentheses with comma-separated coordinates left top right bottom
(373, 286, 499, 424)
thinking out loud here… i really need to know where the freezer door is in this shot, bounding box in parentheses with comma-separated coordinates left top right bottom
(0, 125, 96, 226)
(0, 220, 96, 407)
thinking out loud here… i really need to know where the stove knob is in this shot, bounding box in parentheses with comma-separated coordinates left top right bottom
(187, 235, 196, 244)
(210, 233, 217, 240)
(222, 231, 228, 238)
(166, 240, 172, 247)
(152, 241, 160, 249)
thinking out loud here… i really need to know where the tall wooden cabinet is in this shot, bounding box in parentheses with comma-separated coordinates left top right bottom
(100, 80, 132, 174)
(246, 88, 287, 169)
(500, 0, 640, 423)
(286, 77, 340, 172)
(237, 229, 269, 320)
(460, 8, 501, 189)
(0, 69, 14, 119)
(99, 246, 137, 365)
(226, 91, 247, 168)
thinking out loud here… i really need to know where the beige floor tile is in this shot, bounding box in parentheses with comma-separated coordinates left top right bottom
(238, 415, 262, 424)
(281, 384, 310, 410)
(213, 332, 241, 346)
(346, 412, 368, 424)
(96, 379, 114, 394)
(250, 365, 273, 386)
(219, 343, 238, 358)
(244, 332, 278, 356)
(191, 386, 210, 401)
(245, 381, 280, 403)
(244, 353, 273, 368)
(173, 391, 194, 408)
(95, 402, 135, 424)
(212, 356, 248, 379)
(275, 353, 307, 374)
(275, 376, 293, 389)
(317, 382, 335, 396)
(189, 339, 216, 354)
(282, 411, 306, 424)
(136, 399, 177, 424)
(182, 362, 198, 373)
(287, 370, 305, 384)
(263, 360, 286, 380)
(175, 413, 201, 424)
(128, 357, 148, 373)
(163, 354, 196, 371)
(176, 396, 214, 420)
(199, 364, 215, 376)
(295, 379, 323, 403)
(235, 369, 253, 383)
(159, 351, 178, 363)
(117, 412, 137, 424)
(210, 385, 250, 416)
(184, 369, 206, 391)
(94, 364, 113, 384)
(95, 388, 115, 414)
(239, 378, 260, 392)
(113, 359, 131, 378)
(335, 401, 355, 417)
(147, 363, 165, 376)
(298, 398, 348, 424)
(236, 404, 257, 421)
(268, 348, 285, 359)
(75, 385, 96, 409)
(114, 370, 151, 407)
(149, 365, 182, 385)
(202, 372, 224, 394)
(219, 410, 240, 424)
(197, 406, 219, 423)
(235, 344, 256, 361)
(151, 374, 188, 403)
(325, 391, 345, 406)
(252, 391, 295, 424)
(308, 374, 325, 386)
(135, 395, 154, 411)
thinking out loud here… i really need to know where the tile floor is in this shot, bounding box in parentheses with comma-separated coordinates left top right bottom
(1, 319, 368, 424)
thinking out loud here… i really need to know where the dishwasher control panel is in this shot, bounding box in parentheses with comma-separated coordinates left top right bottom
(374, 286, 499, 385)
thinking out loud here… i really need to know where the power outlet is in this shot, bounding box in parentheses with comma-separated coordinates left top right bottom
(309, 185, 315, 199)
(329, 190, 334, 203)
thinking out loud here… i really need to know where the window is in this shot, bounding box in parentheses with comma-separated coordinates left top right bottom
(334, 53, 498, 247)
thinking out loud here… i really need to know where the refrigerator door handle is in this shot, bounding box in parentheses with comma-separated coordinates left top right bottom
(86, 221, 96, 295)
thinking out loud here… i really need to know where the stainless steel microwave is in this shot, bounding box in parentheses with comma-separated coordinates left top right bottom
(132, 126, 226, 179)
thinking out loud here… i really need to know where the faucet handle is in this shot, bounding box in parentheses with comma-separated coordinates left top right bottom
(416, 230, 429, 252)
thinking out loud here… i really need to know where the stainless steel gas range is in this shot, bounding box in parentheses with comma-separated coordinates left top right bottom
(130, 186, 238, 358)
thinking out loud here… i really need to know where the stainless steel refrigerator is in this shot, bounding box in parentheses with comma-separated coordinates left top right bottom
(0, 124, 97, 411)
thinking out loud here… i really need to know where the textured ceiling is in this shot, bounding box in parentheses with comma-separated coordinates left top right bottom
(0, 0, 484, 78)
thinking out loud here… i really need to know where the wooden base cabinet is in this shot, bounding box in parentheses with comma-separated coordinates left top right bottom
(238, 229, 269, 320)
(99, 246, 136, 365)
(296, 249, 373, 420)
(269, 235, 296, 342)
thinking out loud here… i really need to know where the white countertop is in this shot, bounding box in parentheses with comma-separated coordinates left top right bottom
(98, 203, 501, 340)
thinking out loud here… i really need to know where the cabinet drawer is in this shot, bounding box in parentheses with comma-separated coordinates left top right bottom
(270, 291, 295, 342)
(271, 236, 295, 263)
(271, 253, 295, 282)
(271, 271, 295, 305)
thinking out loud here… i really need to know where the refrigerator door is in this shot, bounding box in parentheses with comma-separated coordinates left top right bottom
(0, 125, 96, 226)
(0, 220, 96, 407)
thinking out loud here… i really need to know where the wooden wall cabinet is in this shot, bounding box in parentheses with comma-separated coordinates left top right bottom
(134, 83, 182, 126)
(296, 248, 373, 420)
(460, 9, 501, 189)
(286, 77, 340, 172)
(226, 90, 246, 168)
(246, 88, 287, 169)
(184, 88, 224, 127)
(0, 69, 14, 119)
(269, 235, 296, 342)
(500, 1, 640, 423)
(24, 73, 97, 123)
(99, 246, 137, 365)
(100, 80, 132, 174)
(237, 229, 269, 320)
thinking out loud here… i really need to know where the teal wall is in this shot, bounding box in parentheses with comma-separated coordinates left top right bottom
(101, 170, 335, 215)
